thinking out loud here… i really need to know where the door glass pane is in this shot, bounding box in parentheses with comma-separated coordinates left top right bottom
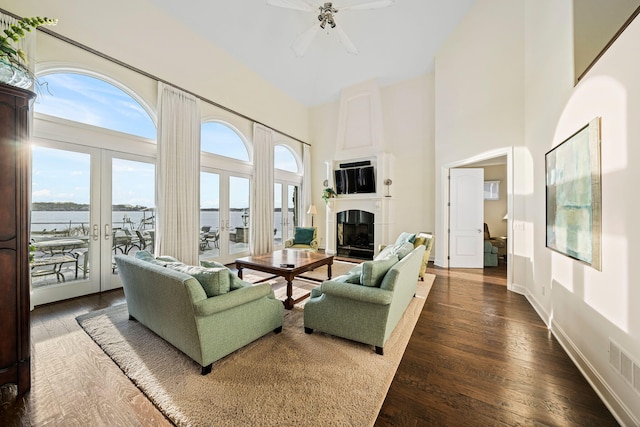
(288, 184, 298, 238)
(274, 183, 282, 246)
(229, 176, 250, 255)
(30, 146, 91, 287)
(200, 172, 221, 259)
(111, 158, 155, 270)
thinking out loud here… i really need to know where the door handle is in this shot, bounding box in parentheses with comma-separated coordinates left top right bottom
(105, 224, 111, 240)
(92, 224, 99, 241)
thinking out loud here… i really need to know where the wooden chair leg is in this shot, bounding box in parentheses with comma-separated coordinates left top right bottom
(375, 346, 384, 355)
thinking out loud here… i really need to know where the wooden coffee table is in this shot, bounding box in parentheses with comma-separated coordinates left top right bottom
(235, 250, 334, 309)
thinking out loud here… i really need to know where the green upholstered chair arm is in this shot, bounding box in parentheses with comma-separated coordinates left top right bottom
(193, 283, 275, 317)
(320, 281, 394, 305)
(285, 238, 318, 249)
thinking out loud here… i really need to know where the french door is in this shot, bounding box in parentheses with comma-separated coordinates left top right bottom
(273, 182, 298, 249)
(200, 169, 251, 265)
(30, 138, 155, 306)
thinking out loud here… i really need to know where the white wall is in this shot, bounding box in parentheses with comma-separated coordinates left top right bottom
(436, 0, 640, 423)
(2, 0, 309, 142)
(434, 0, 525, 267)
(309, 74, 436, 249)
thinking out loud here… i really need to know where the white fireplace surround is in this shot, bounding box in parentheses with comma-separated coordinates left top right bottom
(325, 195, 393, 257)
(324, 80, 394, 256)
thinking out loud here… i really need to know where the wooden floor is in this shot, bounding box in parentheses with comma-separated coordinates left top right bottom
(0, 262, 618, 426)
(377, 263, 619, 426)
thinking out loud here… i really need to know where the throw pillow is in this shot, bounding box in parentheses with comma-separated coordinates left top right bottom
(200, 260, 227, 269)
(156, 255, 180, 263)
(293, 227, 315, 245)
(360, 256, 398, 287)
(167, 264, 230, 297)
(394, 232, 416, 245)
(395, 242, 415, 260)
(227, 271, 249, 290)
(332, 271, 361, 284)
(413, 237, 426, 248)
(134, 250, 166, 266)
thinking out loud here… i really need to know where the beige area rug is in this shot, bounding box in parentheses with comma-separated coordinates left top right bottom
(77, 272, 435, 427)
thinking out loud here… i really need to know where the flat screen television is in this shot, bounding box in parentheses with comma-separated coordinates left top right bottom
(334, 166, 376, 194)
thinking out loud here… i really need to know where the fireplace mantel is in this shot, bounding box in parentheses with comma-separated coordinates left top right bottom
(325, 196, 393, 257)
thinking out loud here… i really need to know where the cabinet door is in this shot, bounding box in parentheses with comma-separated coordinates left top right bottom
(0, 83, 34, 395)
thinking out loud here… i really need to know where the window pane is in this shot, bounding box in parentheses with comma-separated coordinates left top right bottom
(200, 172, 220, 258)
(201, 122, 249, 161)
(34, 73, 156, 139)
(274, 145, 298, 172)
(229, 176, 250, 254)
(274, 183, 282, 246)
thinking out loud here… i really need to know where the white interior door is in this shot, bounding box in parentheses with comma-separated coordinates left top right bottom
(449, 168, 484, 268)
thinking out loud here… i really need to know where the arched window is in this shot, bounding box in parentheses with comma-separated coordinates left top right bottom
(34, 73, 155, 139)
(201, 122, 250, 161)
(274, 144, 299, 173)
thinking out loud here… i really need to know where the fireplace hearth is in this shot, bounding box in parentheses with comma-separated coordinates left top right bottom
(336, 210, 374, 260)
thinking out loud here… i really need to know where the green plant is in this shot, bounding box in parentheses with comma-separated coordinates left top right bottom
(0, 16, 58, 67)
(322, 187, 336, 204)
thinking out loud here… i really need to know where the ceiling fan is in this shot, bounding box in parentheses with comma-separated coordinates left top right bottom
(267, 0, 395, 56)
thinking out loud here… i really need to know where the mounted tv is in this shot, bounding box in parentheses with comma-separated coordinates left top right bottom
(357, 166, 376, 193)
(334, 165, 376, 195)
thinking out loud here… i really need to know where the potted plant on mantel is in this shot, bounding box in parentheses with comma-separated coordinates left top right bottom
(0, 16, 58, 89)
(322, 187, 337, 204)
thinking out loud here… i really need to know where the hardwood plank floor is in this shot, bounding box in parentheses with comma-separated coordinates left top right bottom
(376, 263, 619, 426)
(0, 262, 617, 426)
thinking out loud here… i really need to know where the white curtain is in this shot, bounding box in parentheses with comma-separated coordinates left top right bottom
(301, 143, 312, 226)
(155, 82, 201, 265)
(250, 123, 274, 255)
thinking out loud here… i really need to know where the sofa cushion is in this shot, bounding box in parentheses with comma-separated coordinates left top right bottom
(200, 260, 248, 291)
(167, 264, 231, 296)
(156, 255, 180, 263)
(200, 260, 227, 269)
(360, 256, 398, 287)
(375, 242, 413, 261)
(134, 250, 167, 266)
(293, 227, 315, 245)
(394, 232, 416, 246)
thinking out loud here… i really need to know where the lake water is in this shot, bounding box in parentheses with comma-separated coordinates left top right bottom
(31, 210, 293, 237)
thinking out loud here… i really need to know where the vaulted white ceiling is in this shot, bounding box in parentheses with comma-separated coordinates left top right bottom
(148, 0, 477, 107)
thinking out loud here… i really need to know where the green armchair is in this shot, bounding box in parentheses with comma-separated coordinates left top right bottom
(484, 241, 499, 267)
(284, 226, 318, 252)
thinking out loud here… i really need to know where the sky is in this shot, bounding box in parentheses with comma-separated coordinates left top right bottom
(32, 73, 299, 210)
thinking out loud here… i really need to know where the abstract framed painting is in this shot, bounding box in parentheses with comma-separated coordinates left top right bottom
(545, 117, 602, 270)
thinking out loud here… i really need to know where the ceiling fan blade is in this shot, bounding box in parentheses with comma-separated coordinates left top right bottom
(266, 0, 317, 12)
(291, 23, 321, 56)
(340, 0, 395, 11)
(335, 26, 359, 55)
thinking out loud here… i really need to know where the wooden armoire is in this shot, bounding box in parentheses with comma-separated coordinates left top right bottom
(0, 82, 35, 395)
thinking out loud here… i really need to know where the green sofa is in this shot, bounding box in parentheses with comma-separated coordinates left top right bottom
(114, 255, 284, 374)
(303, 245, 425, 355)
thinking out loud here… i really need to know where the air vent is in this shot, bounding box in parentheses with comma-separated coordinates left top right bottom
(610, 340, 621, 370)
(609, 339, 640, 396)
(620, 352, 633, 384)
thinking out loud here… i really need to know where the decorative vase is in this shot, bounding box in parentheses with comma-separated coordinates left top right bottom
(0, 59, 33, 89)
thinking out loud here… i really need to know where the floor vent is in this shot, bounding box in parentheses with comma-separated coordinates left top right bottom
(610, 339, 640, 395)
(610, 341, 621, 370)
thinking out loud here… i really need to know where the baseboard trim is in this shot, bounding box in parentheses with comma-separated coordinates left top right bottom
(551, 320, 638, 426)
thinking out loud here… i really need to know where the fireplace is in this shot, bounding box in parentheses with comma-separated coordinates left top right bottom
(336, 210, 374, 260)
